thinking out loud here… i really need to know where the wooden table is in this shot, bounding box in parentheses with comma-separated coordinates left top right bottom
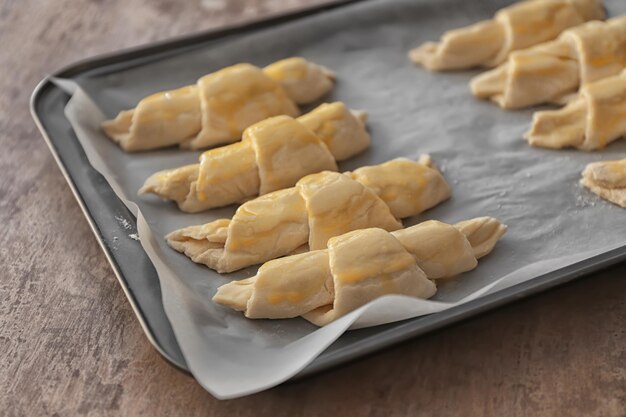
(2, 0, 625, 415)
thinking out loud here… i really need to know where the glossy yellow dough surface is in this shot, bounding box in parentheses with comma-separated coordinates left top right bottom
(409, 0, 604, 71)
(140, 102, 370, 212)
(101, 57, 335, 151)
(213, 217, 507, 326)
(166, 157, 451, 273)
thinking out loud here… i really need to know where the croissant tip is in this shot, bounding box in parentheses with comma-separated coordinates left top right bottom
(407, 46, 426, 65)
(453, 216, 507, 259)
(211, 285, 230, 306)
(523, 130, 533, 143)
(137, 185, 150, 195)
(477, 216, 506, 228)
(139, 174, 160, 195)
(212, 278, 256, 312)
(469, 64, 508, 99)
(408, 42, 441, 69)
(468, 78, 481, 96)
(417, 154, 433, 167)
(164, 232, 176, 245)
(351, 109, 368, 124)
(100, 122, 121, 144)
(407, 49, 418, 63)
(321, 65, 336, 81)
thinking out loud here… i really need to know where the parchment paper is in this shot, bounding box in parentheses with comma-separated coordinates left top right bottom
(58, 0, 626, 399)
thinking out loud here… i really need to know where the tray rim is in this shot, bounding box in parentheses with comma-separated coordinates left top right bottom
(32, 81, 191, 372)
(30, 0, 359, 373)
(30, 0, 626, 381)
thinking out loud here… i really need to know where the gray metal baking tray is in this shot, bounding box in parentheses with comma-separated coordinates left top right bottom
(31, 0, 626, 379)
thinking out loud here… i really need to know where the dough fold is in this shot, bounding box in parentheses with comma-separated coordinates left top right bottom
(213, 217, 507, 325)
(409, 0, 604, 71)
(101, 57, 335, 151)
(471, 14, 626, 109)
(526, 70, 626, 150)
(140, 102, 370, 212)
(166, 157, 451, 273)
(580, 159, 626, 208)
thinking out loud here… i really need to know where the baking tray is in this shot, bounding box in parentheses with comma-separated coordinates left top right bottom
(31, 0, 626, 379)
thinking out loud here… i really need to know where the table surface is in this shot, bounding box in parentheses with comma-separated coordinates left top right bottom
(2, 0, 625, 415)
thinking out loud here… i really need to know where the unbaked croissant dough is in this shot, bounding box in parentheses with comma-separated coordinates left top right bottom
(409, 0, 604, 71)
(166, 157, 451, 273)
(101, 57, 335, 151)
(471, 14, 626, 109)
(526, 70, 626, 150)
(580, 159, 626, 208)
(213, 217, 507, 325)
(140, 102, 370, 212)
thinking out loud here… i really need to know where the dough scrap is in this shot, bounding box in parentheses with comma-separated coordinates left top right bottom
(580, 159, 626, 208)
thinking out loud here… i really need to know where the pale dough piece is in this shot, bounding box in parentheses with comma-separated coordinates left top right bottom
(454, 216, 508, 259)
(580, 159, 626, 208)
(409, 0, 604, 71)
(101, 58, 335, 151)
(166, 157, 450, 273)
(101, 86, 202, 152)
(526, 70, 626, 150)
(213, 217, 507, 326)
(471, 15, 626, 109)
(140, 102, 370, 212)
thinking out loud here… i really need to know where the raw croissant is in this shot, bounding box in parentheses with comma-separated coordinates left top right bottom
(166, 157, 451, 273)
(580, 159, 626, 208)
(471, 14, 626, 109)
(101, 57, 335, 151)
(213, 217, 507, 326)
(409, 0, 604, 71)
(526, 70, 626, 150)
(140, 102, 370, 212)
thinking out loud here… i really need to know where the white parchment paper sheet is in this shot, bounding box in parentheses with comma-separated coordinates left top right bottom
(58, 0, 626, 399)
